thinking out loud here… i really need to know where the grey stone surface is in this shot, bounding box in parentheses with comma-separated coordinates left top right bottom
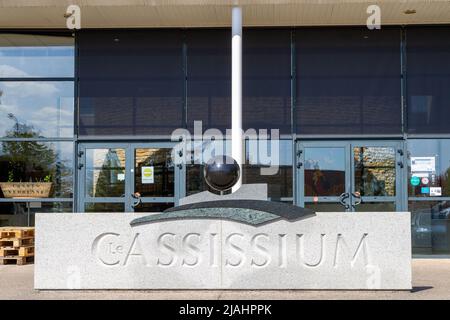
(179, 183, 267, 205)
(35, 211, 412, 290)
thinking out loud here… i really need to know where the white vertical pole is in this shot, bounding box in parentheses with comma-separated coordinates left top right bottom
(231, 6, 242, 192)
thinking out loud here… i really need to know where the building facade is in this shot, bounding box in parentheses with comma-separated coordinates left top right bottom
(0, 1, 449, 257)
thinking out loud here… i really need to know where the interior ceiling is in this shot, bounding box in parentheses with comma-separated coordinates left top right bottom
(0, 0, 448, 29)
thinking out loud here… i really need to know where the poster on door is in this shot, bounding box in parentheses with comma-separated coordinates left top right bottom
(141, 166, 154, 184)
(411, 157, 436, 173)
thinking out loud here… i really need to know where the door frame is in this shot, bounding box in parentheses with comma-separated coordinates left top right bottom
(295, 139, 407, 212)
(76, 142, 185, 212)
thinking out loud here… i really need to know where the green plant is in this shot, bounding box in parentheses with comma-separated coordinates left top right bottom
(7, 170, 14, 182)
(43, 174, 52, 183)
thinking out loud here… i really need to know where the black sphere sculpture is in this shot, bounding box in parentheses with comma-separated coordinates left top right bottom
(204, 155, 240, 192)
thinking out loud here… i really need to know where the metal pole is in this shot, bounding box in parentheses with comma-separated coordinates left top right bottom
(231, 6, 243, 192)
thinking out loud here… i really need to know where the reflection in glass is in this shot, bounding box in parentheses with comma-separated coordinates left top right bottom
(134, 202, 174, 212)
(410, 201, 450, 255)
(0, 34, 74, 78)
(135, 148, 174, 197)
(0, 82, 74, 138)
(85, 203, 124, 213)
(243, 140, 293, 202)
(354, 202, 395, 212)
(186, 164, 206, 196)
(305, 202, 345, 212)
(0, 202, 73, 227)
(354, 147, 396, 196)
(407, 139, 450, 197)
(304, 147, 345, 196)
(0, 141, 73, 198)
(85, 149, 125, 197)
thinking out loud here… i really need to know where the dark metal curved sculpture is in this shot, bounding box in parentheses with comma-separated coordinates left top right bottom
(130, 200, 315, 226)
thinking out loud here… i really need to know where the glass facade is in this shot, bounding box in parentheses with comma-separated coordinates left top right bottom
(0, 34, 74, 78)
(408, 139, 450, 255)
(186, 29, 231, 132)
(1, 27, 449, 257)
(295, 28, 402, 135)
(407, 27, 450, 134)
(410, 200, 450, 255)
(243, 140, 293, 202)
(0, 82, 74, 138)
(0, 32, 74, 226)
(243, 29, 291, 134)
(304, 147, 346, 197)
(78, 30, 184, 136)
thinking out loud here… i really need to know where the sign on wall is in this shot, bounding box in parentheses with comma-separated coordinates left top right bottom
(411, 157, 436, 173)
(141, 166, 154, 184)
(430, 187, 442, 197)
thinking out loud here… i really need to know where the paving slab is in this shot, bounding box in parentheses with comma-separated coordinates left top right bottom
(0, 259, 449, 299)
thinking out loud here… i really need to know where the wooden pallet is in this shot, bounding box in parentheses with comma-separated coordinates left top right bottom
(0, 256, 34, 265)
(0, 227, 34, 239)
(0, 246, 34, 257)
(0, 237, 34, 248)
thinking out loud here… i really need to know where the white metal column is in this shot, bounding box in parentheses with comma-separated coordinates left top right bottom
(231, 6, 243, 192)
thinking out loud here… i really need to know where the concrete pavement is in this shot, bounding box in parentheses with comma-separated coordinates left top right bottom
(0, 259, 449, 299)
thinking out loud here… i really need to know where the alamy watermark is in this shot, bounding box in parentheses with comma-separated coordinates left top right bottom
(65, 5, 81, 30)
(367, 5, 381, 30)
(65, 4, 382, 31)
(171, 121, 281, 176)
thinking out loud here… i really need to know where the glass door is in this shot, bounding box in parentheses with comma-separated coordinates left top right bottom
(351, 142, 403, 212)
(296, 141, 405, 212)
(131, 143, 184, 212)
(77, 142, 184, 212)
(296, 141, 350, 212)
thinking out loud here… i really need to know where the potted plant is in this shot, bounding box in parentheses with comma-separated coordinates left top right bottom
(0, 172, 53, 199)
(0, 112, 63, 199)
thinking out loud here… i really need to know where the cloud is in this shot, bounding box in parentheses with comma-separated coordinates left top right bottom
(0, 65, 59, 97)
(0, 64, 29, 77)
(2, 81, 59, 97)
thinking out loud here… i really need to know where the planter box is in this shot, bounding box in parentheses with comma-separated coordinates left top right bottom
(0, 182, 52, 199)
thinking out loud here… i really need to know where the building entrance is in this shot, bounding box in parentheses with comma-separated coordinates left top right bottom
(77, 142, 184, 212)
(296, 140, 406, 212)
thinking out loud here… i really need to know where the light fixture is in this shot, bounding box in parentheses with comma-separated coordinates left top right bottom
(404, 9, 417, 15)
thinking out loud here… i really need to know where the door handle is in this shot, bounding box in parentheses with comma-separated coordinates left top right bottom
(131, 192, 142, 208)
(339, 192, 350, 210)
(351, 192, 362, 207)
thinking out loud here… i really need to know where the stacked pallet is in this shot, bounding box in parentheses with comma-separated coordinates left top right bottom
(0, 227, 35, 265)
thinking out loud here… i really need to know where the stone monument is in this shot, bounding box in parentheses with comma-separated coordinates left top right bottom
(35, 154, 412, 290)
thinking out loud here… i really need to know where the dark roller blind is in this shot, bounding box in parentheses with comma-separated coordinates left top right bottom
(295, 28, 402, 135)
(243, 29, 291, 135)
(78, 30, 184, 136)
(186, 29, 231, 133)
(407, 27, 450, 134)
